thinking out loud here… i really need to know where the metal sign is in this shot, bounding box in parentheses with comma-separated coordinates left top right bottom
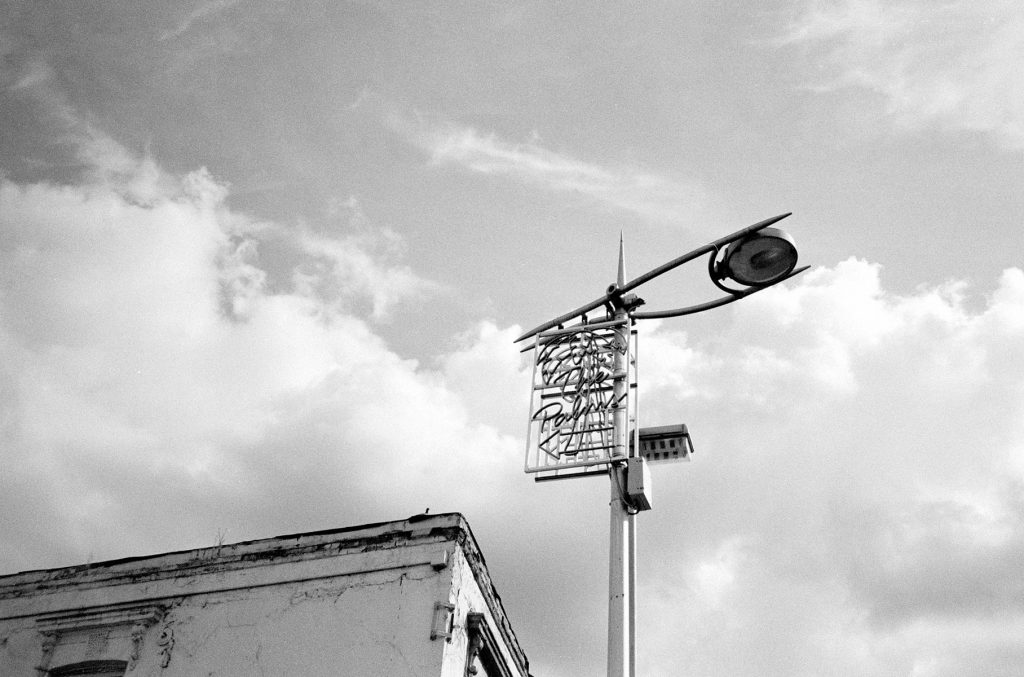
(525, 319, 637, 474)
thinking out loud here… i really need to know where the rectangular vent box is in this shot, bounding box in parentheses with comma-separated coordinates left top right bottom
(631, 424, 694, 463)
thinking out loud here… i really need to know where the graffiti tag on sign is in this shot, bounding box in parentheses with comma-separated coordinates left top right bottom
(526, 323, 629, 471)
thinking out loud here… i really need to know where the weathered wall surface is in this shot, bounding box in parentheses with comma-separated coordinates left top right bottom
(164, 566, 449, 675)
(0, 515, 528, 677)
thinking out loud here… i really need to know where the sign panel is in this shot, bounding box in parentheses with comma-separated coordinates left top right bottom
(525, 320, 636, 474)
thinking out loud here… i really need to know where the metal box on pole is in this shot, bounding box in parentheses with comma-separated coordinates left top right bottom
(625, 457, 652, 511)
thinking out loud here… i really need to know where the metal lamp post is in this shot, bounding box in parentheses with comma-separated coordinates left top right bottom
(518, 213, 806, 677)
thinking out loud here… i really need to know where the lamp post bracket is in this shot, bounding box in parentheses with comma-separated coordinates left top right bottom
(514, 213, 792, 343)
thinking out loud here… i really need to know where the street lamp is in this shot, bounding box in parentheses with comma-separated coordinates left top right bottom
(517, 213, 807, 677)
(716, 226, 798, 287)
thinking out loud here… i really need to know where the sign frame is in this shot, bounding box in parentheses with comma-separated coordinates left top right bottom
(524, 319, 638, 476)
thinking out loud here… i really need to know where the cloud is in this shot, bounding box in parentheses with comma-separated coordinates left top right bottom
(781, 0, 1024, 150)
(630, 258, 1024, 676)
(0, 139, 499, 567)
(2, 49, 181, 201)
(290, 225, 439, 322)
(397, 119, 707, 222)
(839, 490, 1024, 626)
(158, 0, 248, 42)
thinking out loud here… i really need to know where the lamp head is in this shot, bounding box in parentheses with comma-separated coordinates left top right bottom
(717, 227, 798, 287)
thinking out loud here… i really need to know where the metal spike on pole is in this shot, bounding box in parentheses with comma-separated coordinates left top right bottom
(617, 231, 626, 289)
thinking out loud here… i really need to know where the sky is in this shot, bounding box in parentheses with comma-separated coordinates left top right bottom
(1, 1, 1023, 675)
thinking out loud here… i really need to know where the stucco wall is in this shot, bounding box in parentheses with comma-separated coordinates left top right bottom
(164, 565, 450, 675)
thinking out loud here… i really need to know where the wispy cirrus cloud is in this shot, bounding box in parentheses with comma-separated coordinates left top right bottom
(159, 0, 249, 42)
(781, 0, 1024, 150)
(399, 119, 707, 223)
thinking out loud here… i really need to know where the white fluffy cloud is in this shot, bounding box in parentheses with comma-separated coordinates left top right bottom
(632, 259, 1024, 676)
(0, 147, 528, 570)
(782, 0, 1024, 150)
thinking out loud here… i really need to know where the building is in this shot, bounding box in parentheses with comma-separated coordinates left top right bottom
(0, 513, 531, 676)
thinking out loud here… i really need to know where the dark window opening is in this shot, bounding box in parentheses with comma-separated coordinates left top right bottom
(49, 660, 128, 677)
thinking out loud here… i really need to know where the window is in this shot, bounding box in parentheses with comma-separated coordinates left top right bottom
(35, 604, 165, 673)
(49, 660, 127, 677)
(466, 613, 525, 677)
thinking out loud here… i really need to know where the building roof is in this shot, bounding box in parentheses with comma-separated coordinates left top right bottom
(0, 512, 528, 674)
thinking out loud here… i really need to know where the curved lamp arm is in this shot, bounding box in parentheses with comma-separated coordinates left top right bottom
(631, 265, 810, 320)
(514, 212, 793, 342)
